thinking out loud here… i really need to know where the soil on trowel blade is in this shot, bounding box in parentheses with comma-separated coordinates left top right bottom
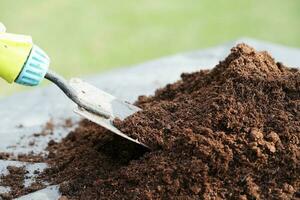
(1, 44, 300, 199)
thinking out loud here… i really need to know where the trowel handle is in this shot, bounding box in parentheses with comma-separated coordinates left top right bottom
(0, 23, 109, 118)
(0, 23, 50, 86)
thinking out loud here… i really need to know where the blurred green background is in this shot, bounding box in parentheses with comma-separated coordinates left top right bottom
(0, 0, 299, 97)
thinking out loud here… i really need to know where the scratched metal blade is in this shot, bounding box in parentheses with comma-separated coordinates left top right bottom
(70, 78, 141, 120)
(69, 78, 147, 147)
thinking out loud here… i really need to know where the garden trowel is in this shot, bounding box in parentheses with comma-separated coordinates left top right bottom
(0, 23, 146, 147)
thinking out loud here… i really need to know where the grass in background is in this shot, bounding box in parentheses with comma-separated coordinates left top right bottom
(0, 0, 299, 96)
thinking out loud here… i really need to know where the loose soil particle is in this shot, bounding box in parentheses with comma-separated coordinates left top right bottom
(1, 44, 300, 199)
(0, 166, 26, 199)
(0, 166, 45, 199)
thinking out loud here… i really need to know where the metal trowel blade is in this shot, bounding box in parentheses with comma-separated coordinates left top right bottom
(69, 78, 147, 147)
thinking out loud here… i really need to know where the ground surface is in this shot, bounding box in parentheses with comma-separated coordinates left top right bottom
(1, 44, 299, 199)
(0, 0, 299, 96)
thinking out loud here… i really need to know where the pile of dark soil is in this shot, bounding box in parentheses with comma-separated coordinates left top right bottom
(1, 44, 299, 199)
(44, 44, 299, 199)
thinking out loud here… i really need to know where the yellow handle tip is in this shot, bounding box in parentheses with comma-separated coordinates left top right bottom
(0, 32, 33, 83)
